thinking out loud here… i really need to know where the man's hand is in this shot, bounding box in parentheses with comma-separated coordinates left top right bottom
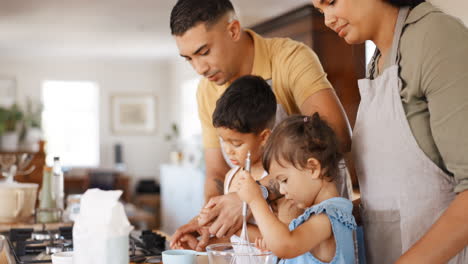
(170, 217, 210, 251)
(198, 192, 244, 238)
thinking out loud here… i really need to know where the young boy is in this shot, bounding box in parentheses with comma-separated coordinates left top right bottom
(172, 75, 303, 249)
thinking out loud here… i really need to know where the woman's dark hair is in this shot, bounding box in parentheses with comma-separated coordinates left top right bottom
(212, 75, 277, 134)
(263, 113, 342, 180)
(385, 0, 425, 7)
(170, 0, 235, 36)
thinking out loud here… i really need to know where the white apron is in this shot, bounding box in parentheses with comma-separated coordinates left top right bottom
(352, 7, 467, 264)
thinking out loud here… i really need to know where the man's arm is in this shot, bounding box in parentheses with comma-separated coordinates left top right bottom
(203, 148, 230, 202)
(396, 190, 468, 263)
(300, 88, 351, 153)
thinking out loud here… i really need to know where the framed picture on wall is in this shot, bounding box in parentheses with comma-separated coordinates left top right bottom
(111, 94, 157, 135)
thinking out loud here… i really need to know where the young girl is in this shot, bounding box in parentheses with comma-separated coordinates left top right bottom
(237, 113, 356, 263)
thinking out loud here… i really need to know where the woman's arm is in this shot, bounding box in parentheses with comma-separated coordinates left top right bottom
(396, 191, 468, 263)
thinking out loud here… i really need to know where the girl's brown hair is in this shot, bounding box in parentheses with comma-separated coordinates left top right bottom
(262, 113, 343, 180)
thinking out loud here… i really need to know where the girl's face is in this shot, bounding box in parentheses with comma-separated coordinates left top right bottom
(269, 158, 322, 209)
(216, 127, 269, 167)
(311, 0, 378, 44)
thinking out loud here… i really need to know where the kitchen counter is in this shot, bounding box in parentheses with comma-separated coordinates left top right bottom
(1, 250, 8, 264)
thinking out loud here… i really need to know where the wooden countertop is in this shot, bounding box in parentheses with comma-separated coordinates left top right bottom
(0, 250, 8, 264)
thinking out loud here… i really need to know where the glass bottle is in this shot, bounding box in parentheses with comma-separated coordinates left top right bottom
(37, 166, 58, 223)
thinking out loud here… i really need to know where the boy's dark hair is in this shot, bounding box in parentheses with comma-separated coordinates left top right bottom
(263, 113, 343, 180)
(212, 75, 277, 134)
(170, 0, 235, 36)
(385, 0, 425, 7)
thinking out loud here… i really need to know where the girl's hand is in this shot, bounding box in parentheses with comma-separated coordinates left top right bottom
(255, 237, 269, 252)
(237, 169, 263, 204)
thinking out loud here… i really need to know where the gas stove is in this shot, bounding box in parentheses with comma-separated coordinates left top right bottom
(2, 227, 166, 264)
(3, 227, 73, 264)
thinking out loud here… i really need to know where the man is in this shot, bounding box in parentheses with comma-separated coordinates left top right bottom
(169, 0, 351, 251)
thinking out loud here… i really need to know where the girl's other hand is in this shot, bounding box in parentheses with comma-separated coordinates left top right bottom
(237, 169, 262, 204)
(255, 237, 269, 252)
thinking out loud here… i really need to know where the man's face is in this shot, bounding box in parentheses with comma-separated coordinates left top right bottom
(175, 21, 237, 85)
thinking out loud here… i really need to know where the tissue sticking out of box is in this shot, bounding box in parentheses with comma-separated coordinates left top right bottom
(73, 188, 133, 264)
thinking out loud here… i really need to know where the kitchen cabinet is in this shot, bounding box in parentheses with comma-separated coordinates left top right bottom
(251, 5, 365, 189)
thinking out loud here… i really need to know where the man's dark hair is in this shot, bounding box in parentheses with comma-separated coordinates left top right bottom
(213, 75, 277, 134)
(170, 0, 235, 36)
(385, 0, 425, 7)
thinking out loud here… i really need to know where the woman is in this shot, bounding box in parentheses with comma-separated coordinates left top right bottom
(311, 0, 468, 263)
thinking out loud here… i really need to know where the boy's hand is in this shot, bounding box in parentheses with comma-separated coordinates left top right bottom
(194, 226, 210, 251)
(171, 217, 210, 251)
(255, 237, 269, 252)
(237, 169, 263, 204)
(171, 233, 198, 250)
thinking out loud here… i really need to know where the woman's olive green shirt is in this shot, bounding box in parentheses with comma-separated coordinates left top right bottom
(374, 2, 468, 193)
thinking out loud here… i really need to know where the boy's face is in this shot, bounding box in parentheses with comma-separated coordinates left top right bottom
(216, 127, 268, 168)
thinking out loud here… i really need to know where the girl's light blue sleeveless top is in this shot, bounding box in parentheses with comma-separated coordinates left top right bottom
(279, 197, 356, 264)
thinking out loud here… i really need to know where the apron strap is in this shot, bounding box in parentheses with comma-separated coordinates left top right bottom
(389, 7, 410, 65)
(367, 7, 410, 79)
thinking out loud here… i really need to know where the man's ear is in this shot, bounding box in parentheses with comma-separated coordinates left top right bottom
(306, 158, 322, 179)
(227, 19, 241, 41)
(259, 129, 272, 147)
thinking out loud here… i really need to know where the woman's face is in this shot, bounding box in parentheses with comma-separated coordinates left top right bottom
(311, 0, 378, 44)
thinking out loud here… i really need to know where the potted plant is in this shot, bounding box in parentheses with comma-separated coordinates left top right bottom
(0, 104, 23, 151)
(20, 98, 43, 152)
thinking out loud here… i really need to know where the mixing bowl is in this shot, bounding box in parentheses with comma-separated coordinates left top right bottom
(206, 243, 276, 264)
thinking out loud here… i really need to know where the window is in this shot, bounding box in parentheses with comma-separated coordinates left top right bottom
(42, 81, 100, 167)
(180, 78, 201, 140)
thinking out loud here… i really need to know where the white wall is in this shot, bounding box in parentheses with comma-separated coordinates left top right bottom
(0, 57, 173, 185)
(431, 0, 468, 26)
